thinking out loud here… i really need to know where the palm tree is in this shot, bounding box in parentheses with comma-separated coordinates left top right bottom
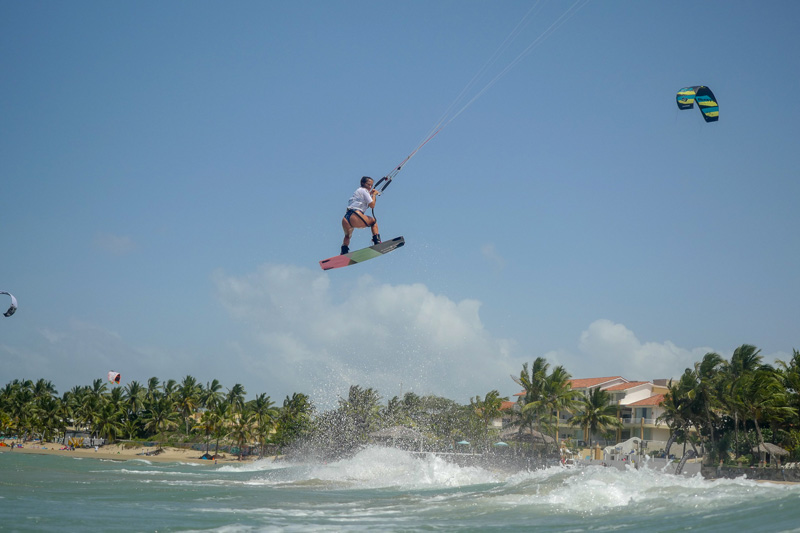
(162, 379, 178, 400)
(121, 416, 139, 440)
(339, 385, 382, 444)
(89, 378, 108, 399)
(470, 390, 507, 449)
(107, 387, 125, 412)
(210, 402, 230, 456)
(512, 357, 550, 437)
(381, 396, 410, 428)
(0, 411, 13, 437)
(687, 352, 725, 458)
(32, 379, 57, 400)
(722, 344, 762, 457)
(94, 400, 124, 443)
(124, 380, 145, 419)
(538, 365, 581, 451)
(193, 410, 216, 455)
(226, 383, 247, 414)
(402, 392, 423, 422)
(62, 386, 85, 431)
(415, 395, 465, 444)
(203, 379, 225, 410)
(79, 391, 102, 439)
(176, 376, 201, 435)
(274, 393, 313, 449)
(777, 349, 800, 429)
(249, 394, 278, 456)
(145, 377, 160, 403)
(569, 387, 621, 447)
(34, 395, 63, 443)
(658, 375, 697, 457)
(229, 408, 256, 460)
(141, 395, 180, 449)
(738, 366, 796, 465)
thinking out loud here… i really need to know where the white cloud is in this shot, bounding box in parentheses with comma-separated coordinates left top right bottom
(551, 319, 714, 380)
(214, 264, 519, 407)
(212, 268, 734, 405)
(7, 265, 752, 407)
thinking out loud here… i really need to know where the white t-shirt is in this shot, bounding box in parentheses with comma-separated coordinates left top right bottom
(347, 187, 372, 212)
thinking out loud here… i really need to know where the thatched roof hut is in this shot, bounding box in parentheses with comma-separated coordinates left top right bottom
(752, 442, 789, 456)
(500, 426, 555, 444)
(369, 426, 425, 451)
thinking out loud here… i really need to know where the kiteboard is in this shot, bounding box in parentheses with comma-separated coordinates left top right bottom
(319, 236, 405, 270)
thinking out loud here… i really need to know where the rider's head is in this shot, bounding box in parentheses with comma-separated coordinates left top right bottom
(360, 176, 373, 189)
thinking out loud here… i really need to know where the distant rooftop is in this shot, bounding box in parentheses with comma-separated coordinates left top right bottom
(604, 381, 649, 391)
(627, 394, 665, 407)
(568, 377, 624, 389)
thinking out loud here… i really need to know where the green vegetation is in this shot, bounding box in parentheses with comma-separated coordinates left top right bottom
(2, 344, 799, 465)
(0, 376, 313, 458)
(658, 345, 800, 465)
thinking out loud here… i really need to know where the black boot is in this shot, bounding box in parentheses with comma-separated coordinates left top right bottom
(372, 234, 381, 245)
(341, 245, 349, 255)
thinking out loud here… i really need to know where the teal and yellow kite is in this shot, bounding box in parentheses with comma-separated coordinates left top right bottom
(676, 86, 719, 122)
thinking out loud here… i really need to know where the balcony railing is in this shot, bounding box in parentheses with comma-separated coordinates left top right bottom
(620, 417, 663, 426)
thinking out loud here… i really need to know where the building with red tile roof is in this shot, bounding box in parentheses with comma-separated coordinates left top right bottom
(514, 375, 673, 448)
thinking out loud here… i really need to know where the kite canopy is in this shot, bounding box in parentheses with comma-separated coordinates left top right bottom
(1, 291, 17, 317)
(676, 85, 719, 122)
(108, 371, 121, 385)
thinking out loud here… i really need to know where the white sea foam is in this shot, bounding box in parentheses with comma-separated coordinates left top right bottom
(484, 463, 800, 516)
(262, 446, 501, 490)
(115, 468, 204, 476)
(7, 451, 800, 531)
(215, 457, 287, 473)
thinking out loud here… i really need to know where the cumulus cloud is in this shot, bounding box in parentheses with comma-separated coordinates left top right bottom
(6, 263, 747, 407)
(214, 264, 519, 407)
(547, 319, 714, 380)
(211, 267, 736, 405)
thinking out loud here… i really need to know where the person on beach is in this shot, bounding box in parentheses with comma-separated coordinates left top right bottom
(340, 176, 381, 255)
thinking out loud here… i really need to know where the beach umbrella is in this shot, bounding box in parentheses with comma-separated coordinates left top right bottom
(493, 442, 509, 447)
(457, 440, 470, 445)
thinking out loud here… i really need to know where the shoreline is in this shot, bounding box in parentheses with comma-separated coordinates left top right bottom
(3, 440, 796, 485)
(0, 439, 269, 465)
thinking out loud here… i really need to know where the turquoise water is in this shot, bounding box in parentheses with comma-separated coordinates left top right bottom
(2, 446, 799, 532)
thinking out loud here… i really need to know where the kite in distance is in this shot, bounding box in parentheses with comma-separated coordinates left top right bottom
(108, 371, 121, 385)
(1, 291, 17, 317)
(676, 86, 719, 122)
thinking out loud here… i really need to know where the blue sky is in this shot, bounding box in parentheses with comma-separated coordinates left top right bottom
(3, 1, 799, 407)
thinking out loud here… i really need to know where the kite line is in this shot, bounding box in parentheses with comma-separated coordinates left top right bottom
(373, 0, 591, 194)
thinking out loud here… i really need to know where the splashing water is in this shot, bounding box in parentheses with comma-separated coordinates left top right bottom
(3, 447, 800, 532)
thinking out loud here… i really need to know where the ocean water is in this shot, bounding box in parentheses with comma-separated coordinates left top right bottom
(2, 446, 799, 532)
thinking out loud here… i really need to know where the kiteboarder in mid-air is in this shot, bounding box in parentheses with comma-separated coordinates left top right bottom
(318, 175, 403, 270)
(340, 176, 381, 255)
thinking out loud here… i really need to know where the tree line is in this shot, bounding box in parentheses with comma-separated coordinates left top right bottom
(2, 344, 798, 465)
(657, 345, 800, 465)
(0, 376, 312, 459)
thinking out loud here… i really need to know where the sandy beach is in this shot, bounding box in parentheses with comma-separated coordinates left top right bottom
(0, 439, 264, 465)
